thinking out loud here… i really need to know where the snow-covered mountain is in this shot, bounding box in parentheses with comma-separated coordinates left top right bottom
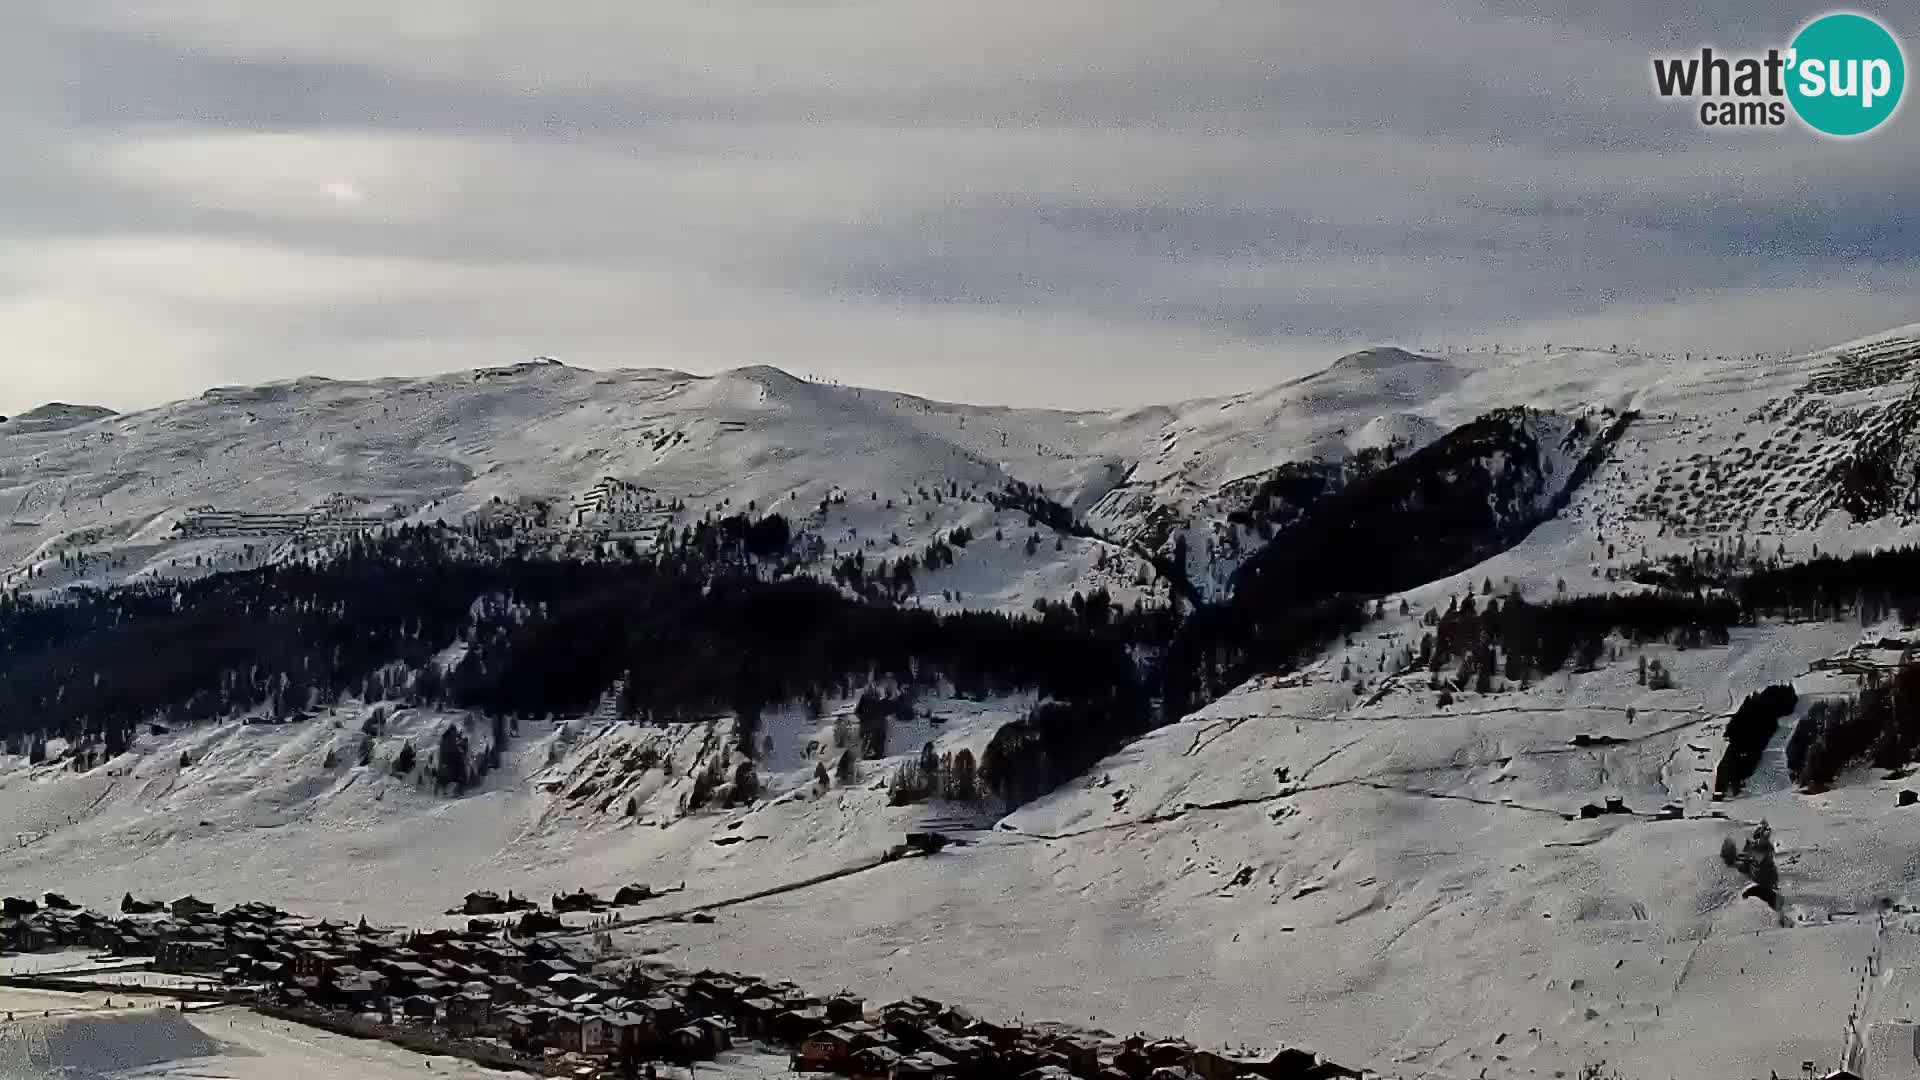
(0, 342, 1680, 609)
(14, 326, 1920, 1079)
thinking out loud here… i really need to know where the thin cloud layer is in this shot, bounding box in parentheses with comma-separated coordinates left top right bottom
(2, 1, 1916, 414)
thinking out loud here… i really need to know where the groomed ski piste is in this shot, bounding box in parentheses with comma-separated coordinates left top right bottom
(11, 328, 1920, 1077)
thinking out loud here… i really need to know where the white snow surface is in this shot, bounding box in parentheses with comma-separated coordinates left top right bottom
(0, 1003, 789, 1079)
(0, 343, 1725, 607)
(13, 330, 1920, 1076)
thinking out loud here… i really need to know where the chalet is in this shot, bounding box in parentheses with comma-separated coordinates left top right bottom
(446, 992, 492, 1035)
(521, 957, 576, 983)
(797, 1028, 862, 1072)
(331, 973, 387, 1011)
(503, 1010, 542, 1049)
(156, 940, 227, 974)
(1, 897, 38, 917)
(636, 994, 684, 1033)
(471, 943, 523, 973)
(1302, 1063, 1363, 1080)
(694, 1016, 735, 1052)
(606, 1013, 652, 1054)
(892, 1051, 959, 1080)
(552, 889, 603, 913)
(225, 929, 269, 957)
(1050, 1036, 1102, 1074)
(383, 963, 439, 995)
(884, 1016, 935, 1054)
(1146, 1041, 1197, 1069)
(738, 996, 782, 1037)
(776, 1005, 832, 1042)
(966, 1017, 1020, 1048)
(838, 1020, 886, 1046)
(547, 1011, 586, 1052)
(852, 1045, 906, 1078)
(1000, 1043, 1045, 1075)
(923, 1033, 992, 1067)
(172, 896, 216, 918)
(0, 918, 47, 953)
(111, 928, 158, 957)
(671, 1021, 727, 1060)
(463, 891, 507, 916)
(516, 910, 563, 934)
(292, 949, 347, 981)
(613, 883, 653, 905)
(400, 995, 437, 1019)
(1193, 1048, 1318, 1080)
(881, 999, 935, 1026)
(827, 994, 868, 1023)
(582, 1014, 621, 1056)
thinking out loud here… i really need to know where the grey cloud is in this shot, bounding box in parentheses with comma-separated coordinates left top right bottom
(1, 0, 1917, 415)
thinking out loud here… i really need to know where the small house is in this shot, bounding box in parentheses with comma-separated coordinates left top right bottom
(694, 1016, 734, 1052)
(852, 1045, 905, 1078)
(446, 991, 492, 1035)
(797, 1028, 861, 1072)
(894, 1051, 958, 1080)
(463, 891, 507, 916)
(738, 996, 782, 1037)
(547, 1011, 585, 1052)
(157, 940, 227, 974)
(607, 1013, 652, 1054)
(776, 1005, 831, 1043)
(1052, 1035, 1101, 1073)
(672, 1022, 727, 1060)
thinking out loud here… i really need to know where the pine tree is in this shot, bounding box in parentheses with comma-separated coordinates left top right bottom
(948, 747, 978, 801)
(436, 726, 470, 790)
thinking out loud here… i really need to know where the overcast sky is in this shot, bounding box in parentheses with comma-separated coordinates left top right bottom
(5, 2, 1918, 415)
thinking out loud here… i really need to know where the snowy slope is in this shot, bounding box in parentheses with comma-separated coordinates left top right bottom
(13, 327, 1920, 1077)
(0, 344, 1686, 609)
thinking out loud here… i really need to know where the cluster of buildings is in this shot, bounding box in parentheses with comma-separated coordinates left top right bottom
(679, 974, 1369, 1080)
(0, 891, 1368, 1080)
(173, 499, 401, 540)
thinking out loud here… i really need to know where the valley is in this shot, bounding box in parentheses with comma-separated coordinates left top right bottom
(10, 329, 1920, 1077)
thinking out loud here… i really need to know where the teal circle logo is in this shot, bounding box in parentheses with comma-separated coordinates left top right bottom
(1787, 12, 1905, 136)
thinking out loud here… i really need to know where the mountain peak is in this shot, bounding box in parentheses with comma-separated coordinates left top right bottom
(1327, 346, 1443, 371)
(1, 402, 118, 432)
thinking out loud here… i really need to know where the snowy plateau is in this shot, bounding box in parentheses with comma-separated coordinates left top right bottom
(13, 328, 1920, 1079)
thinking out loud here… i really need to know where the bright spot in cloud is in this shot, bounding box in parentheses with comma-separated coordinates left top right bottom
(322, 180, 365, 205)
